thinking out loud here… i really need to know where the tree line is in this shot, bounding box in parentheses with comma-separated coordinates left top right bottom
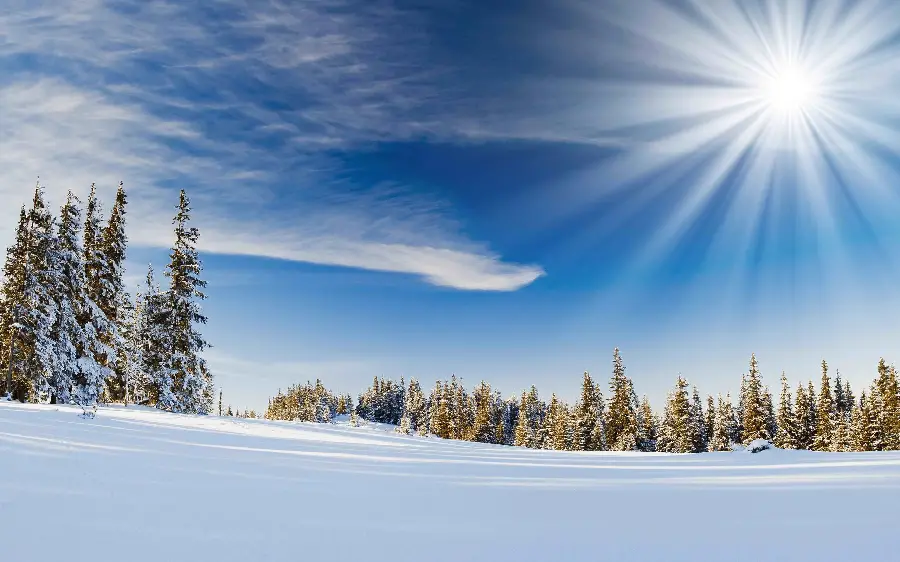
(265, 349, 900, 453)
(0, 182, 212, 414)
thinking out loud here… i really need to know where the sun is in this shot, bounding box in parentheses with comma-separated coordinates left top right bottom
(763, 65, 817, 113)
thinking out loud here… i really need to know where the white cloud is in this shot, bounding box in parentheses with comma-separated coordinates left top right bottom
(0, 76, 543, 291)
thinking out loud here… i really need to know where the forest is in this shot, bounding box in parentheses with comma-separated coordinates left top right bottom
(0, 183, 211, 414)
(265, 351, 900, 453)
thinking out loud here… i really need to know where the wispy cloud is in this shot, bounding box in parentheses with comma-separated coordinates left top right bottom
(0, 0, 545, 291)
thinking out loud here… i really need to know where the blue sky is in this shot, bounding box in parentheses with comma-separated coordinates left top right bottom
(2, 0, 900, 412)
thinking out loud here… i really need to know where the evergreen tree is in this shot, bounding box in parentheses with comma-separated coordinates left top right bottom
(872, 359, 900, 450)
(100, 182, 128, 400)
(545, 394, 569, 450)
(403, 378, 427, 434)
(657, 376, 693, 453)
(637, 395, 658, 452)
(138, 265, 169, 406)
(690, 386, 707, 453)
(1, 207, 32, 399)
(429, 381, 451, 438)
(159, 190, 212, 414)
(813, 360, 835, 451)
(853, 391, 876, 451)
(472, 380, 496, 444)
(18, 184, 59, 402)
(774, 372, 796, 449)
(703, 395, 716, 452)
(573, 371, 599, 451)
(710, 394, 737, 451)
(55, 192, 109, 408)
(606, 348, 638, 451)
(742, 354, 770, 443)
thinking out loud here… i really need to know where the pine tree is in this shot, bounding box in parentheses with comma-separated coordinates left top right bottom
(637, 395, 658, 452)
(710, 393, 738, 451)
(55, 192, 108, 408)
(690, 386, 707, 453)
(742, 354, 770, 443)
(813, 360, 835, 451)
(606, 348, 638, 451)
(81, 183, 116, 391)
(159, 190, 212, 414)
(573, 371, 599, 451)
(18, 184, 60, 402)
(138, 265, 169, 406)
(853, 391, 876, 451)
(657, 376, 693, 453)
(703, 395, 716, 451)
(774, 372, 796, 449)
(404, 378, 427, 434)
(545, 394, 569, 450)
(472, 380, 496, 444)
(100, 182, 128, 401)
(218, 390, 223, 416)
(429, 381, 451, 438)
(872, 359, 900, 450)
(1, 207, 32, 400)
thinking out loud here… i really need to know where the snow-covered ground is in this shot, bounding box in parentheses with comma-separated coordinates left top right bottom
(2, 402, 898, 561)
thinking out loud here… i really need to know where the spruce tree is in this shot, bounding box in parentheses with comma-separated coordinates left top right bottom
(703, 395, 716, 451)
(160, 190, 212, 414)
(853, 391, 876, 451)
(471, 380, 494, 443)
(774, 372, 797, 449)
(813, 360, 835, 451)
(100, 182, 128, 400)
(637, 395, 658, 452)
(657, 376, 693, 453)
(742, 354, 769, 443)
(1, 207, 32, 400)
(55, 192, 108, 407)
(872, 359, 900, 450)
(138, 265, 169, 406)
(573, 371, 598, 451)
(710, 394, 736, 451)
(690, 386, 707, 453)
(606, 348, 638, 451)
(545, 394, 569, 450)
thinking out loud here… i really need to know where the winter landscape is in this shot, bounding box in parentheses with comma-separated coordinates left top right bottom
(4, 400, 900, 562)
(4, 1, 900, 560)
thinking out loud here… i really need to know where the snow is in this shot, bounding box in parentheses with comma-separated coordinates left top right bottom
(2, 402, 899, 561)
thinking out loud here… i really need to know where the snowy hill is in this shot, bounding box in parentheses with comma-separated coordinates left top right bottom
(2, 402, 898, 562)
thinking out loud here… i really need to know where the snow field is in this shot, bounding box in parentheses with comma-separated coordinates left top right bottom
(1, 402, 898, 562)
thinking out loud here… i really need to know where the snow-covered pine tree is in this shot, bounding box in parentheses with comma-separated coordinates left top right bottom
(852, 391, 876, 451)
(472, 380, 495, 444)
(138, 265, 169, 406)
(1, 207, 32, 400)
(813, 360, 835, 451)
(690, 386, 707, 453)
(429, 381, 451, 438)
(20, 184, 60, 402)
(81, 184, 116, 393)
(709, 394, 733, 451)
(573, 371, 598, 451)
(741, 353, 770, 443)
(403, 378, 427, 435)
(606, 348, 639, 451)
(703, 395, 716, 452)
(545, 394, 569, 450)
(637, 395, 658, 452)
(160, 190, 212, 414)
(657, 376, 693, 453)
(793, 382, 812, 449)
(774, 372, 797, 449)
(872, 359, 900, 450)
(54, 192, 109, 408)
(99, 182, 128, 401)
